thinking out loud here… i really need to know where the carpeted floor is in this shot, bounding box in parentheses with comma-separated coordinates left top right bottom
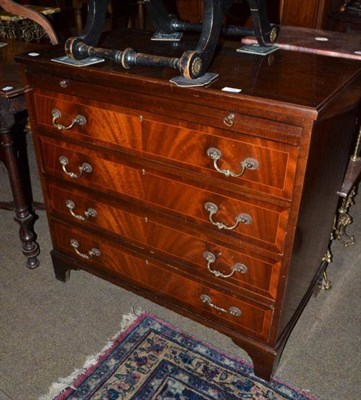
(0, 135, 360, 400)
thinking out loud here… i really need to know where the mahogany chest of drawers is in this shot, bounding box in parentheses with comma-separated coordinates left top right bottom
(18, 33, 361, 380)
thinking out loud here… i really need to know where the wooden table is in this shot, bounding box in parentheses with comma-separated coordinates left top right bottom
(0, 39, 41, 268)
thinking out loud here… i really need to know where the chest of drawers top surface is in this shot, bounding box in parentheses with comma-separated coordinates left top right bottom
(18, 30, 361, 122)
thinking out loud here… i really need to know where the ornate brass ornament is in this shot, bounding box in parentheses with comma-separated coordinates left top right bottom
(0, 20, 15, 39)
(0, 1, 59, 43)
(321, 271, 332, 291)
(70, 239, 101, 259)
(52, 108, 87, 131)
(333, 187, 356, 246)
(59, 156, 92, 179)
(322, 250, 332, 264)
(269, 26, 278, 43)
(66, 200, 97, 221)
(334, 124, 361, 246)
(200, 294, 241, 317)
(314, 252, 333, 296)
(0, 19, 47, 42)
(203, 251, 248, 278)
(204, 202, 252, 230)
(207, 147, 259, 178)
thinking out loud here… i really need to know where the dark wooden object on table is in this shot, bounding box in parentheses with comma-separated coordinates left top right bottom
(64, 0, 280, 81)
(0, 40, 43, 268)
(18, 30, 361, 380)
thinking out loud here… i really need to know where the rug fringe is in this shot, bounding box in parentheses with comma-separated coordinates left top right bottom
(39, 308, 144, 400)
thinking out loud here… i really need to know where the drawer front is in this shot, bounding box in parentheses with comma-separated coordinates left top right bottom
(39, 137, 289, 253)
(47, 183, 281, 300)
(51, 220, 273, 340)
(142, 120, 297, 201)
(34, 92, 143, 148)
(34, 93, 298, 200)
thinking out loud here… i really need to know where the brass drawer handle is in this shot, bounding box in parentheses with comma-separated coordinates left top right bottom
(70, 239, 101, 259)
(204, 202, 252, 230)
(203, 251, 247, 278)
(223, 113, 235, 127)
(207, 147, 259, 178)
(59, 156, 92, 179)
(59, 80, 69, 88)
(52, 108, 87, 131)
(66, 200, 97, 221)
(200, 294, 241, 317)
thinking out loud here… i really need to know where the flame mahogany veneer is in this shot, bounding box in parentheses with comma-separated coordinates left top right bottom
(18, 31, 361, 380)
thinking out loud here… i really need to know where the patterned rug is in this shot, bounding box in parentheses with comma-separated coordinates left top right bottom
(41, 312, 319, 400)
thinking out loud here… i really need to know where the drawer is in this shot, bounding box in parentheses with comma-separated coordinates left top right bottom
(34, 93, 298, 200)
(39, 137, 289, 254)
(47, 183, 282, 300)
(51, 220, 273, 340)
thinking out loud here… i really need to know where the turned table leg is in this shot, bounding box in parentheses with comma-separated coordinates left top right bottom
(0, 108, 40, 269)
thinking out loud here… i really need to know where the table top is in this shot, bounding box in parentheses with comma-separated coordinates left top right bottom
(0, 39, 43, 99)
(242, 26, 361, 61)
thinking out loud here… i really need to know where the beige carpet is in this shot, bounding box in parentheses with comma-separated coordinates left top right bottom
(0, 135, 360, 399)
